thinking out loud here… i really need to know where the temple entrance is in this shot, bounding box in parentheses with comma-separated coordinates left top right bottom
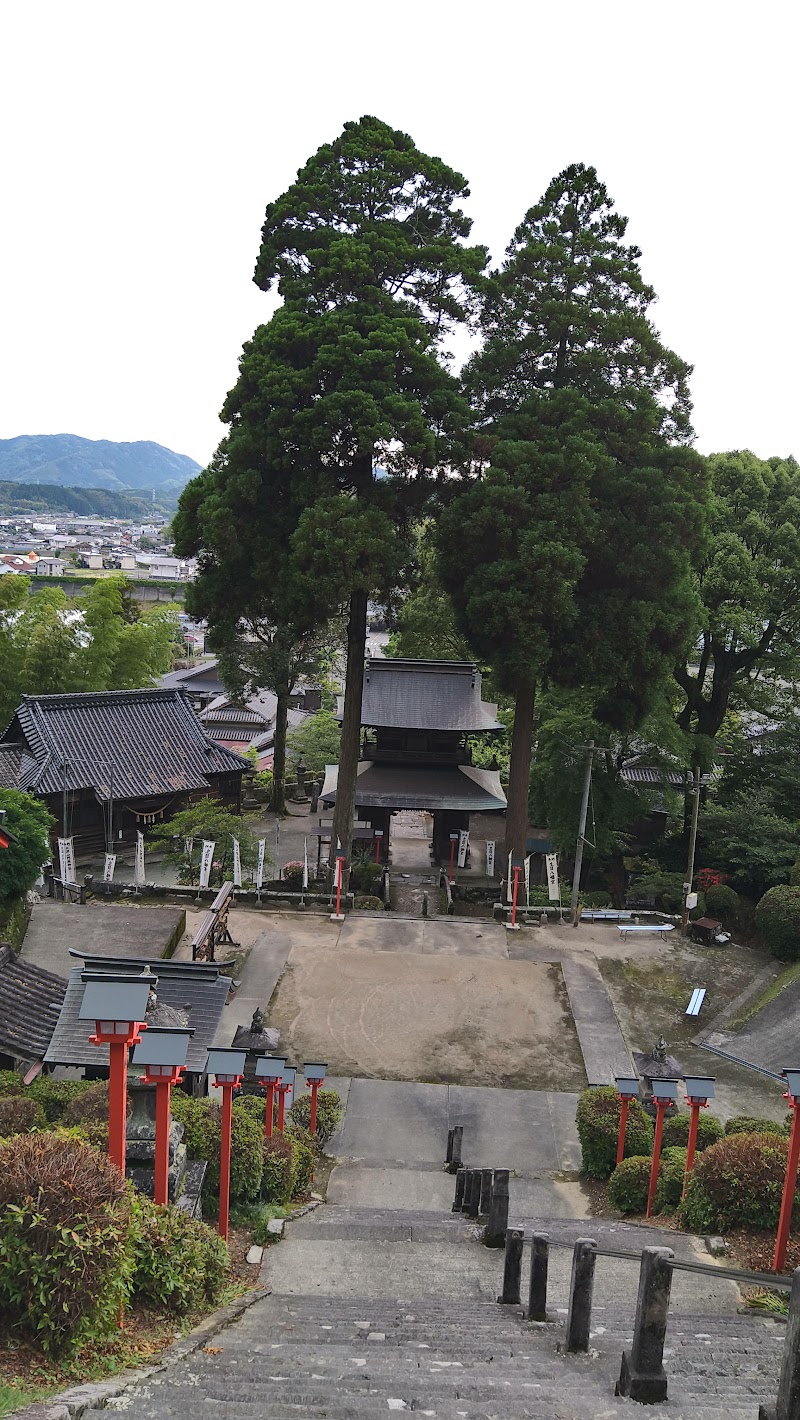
(389, 810, 433, 871)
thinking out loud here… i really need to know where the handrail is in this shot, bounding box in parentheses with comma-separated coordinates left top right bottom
(513, 1230, 792, 1290)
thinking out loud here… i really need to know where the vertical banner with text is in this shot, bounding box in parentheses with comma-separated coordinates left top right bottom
(545, 853, 560, 902)
(103, 853, 116, 883)
(524, 854, 531, 905)
(134, 832, 145, 887)
(198, 839, 215, 889)
(57, 837, 76, 885)
(256, 839, 266, 891)
(457, 829, 469, 869)
(232, 838, 242, 888)
(485, 840, 496, 878)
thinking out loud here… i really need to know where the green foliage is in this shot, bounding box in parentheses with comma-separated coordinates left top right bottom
(0, 1132, 134, 1354)
(755, 886, 800, 960)
(698, 797, 800, 900)
(349, 858, 383, 894)
(704, 883, 739, 923)
(132, 1196, 228, 1313)
(261, 1135, 297, 1206)
(285, 1124, 316, 1196)
(170, 1092, 264, 1203)
(608, 1155, 651, 1213)
(27, 1078, 95, 1124)
(354, 895, 384, 911)
(0, 1071, 24, 1097)
(62, 1080, 112, 1128)
(229, 1200, 289, 1245)
(661, 1111, 724, 1151)
(289, 1087, 342, 1145)
(148, 801, 261, 888)
(724, 1116, 790, 1138)
(0, 1096, 46, 1136)
(0, 790, 54, 903)
(286, 710, 342, 775)
(655, 1146, 688, 1212)
(576, 1086, 654, 1179)
(681, 1132, 793, 1232)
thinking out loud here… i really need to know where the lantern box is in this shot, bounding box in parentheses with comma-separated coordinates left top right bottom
(683, 1075, 715, 1102)
(132, 1027, 193, 1070)
(651, 1078, 680, 1102)
(255, 1055, 287, 1081)
(304, 1062, 327, 1082)
(615, 1076, 639, 1099)
(79, 973, 154, 1025)
(206, 1047, 247, 1081)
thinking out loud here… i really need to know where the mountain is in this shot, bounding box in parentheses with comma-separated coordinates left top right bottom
(0, 482, 170, 518)
(0, 435, 201, 502)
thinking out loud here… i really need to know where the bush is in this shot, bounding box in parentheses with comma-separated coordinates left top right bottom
(234, 1092, 267, 1125)
(29, 1077, 95, 1123)
(704, 883, 739, 924)
(661, 1110, 724, 1152)
(132, 1196, 228, 1313)
(681, 1132, 793, 1232)
(290, 1087, 342, 1145)
(170, 1093, 264, 1203)
(724, 1116, 790, 1138)
(0, 1095, 46, 1136)
(755, 885, 800, 960)
(609, 1155, 651, 1213)
(0, 1070, 24, 1097)
(286, 1124, 316, 1196)
(62, 1080, 115, 1127)
(0, 1132, 134, 1353)
(354, 894, 384, 911)
(655, 1146, 688, 1211)
(582, 891, 611, 908)
(282, 860, 305, 886)
(349, 859, 383, 895)
(261, 1135, 296, 1205)
(576, 1086, 654, 1179)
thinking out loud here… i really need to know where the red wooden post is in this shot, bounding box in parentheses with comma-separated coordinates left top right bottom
(774, 1093, 800, 1272)
(374, 831, 383, 865)
(646, 1081, 678, 1219)
(219, 1082, 234, 1241)
(683, 1102, 702, 1192)
(108, 1039, 129, 1173)
(448, 834, 457, 884)
(616, 1097, 630, 1166)
(309, 1081, 320, 1135)
(510, 866, 521, 927)
(154, 1078, 172, 1206)
(264, 1080, 276, 1138)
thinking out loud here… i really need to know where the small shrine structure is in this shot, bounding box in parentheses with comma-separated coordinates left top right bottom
(320, 658, 506, 862)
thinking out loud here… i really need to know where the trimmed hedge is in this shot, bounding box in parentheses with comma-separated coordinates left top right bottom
(661, 1110, 724, 1152)
(29, 1077, 96, 1123)
(725, 1116, 790, 1138)
(682, 1131, 793, 1232)
(0, 1095, 46, 1136)
(290, 1087, 343, 1145)
(0, 1132, 134, 1354)
(704, 883, 739, 924)
(609, 1154, 651, 1213)
(132, 1196, 228, 1313)
(262, 1135, 297, 1205)
(170, 1093, 263, 1203)
(655, 1146, 688, 1211)
(576, 1086, 654, 1178)
(755, 886, 800, 961)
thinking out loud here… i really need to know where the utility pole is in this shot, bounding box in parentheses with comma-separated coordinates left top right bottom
(570, 741, 594, 926)
(681, 764, 702, 933)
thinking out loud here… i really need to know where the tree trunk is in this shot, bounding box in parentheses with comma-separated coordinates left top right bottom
(270, 684, 289, 817)
(331, 587, 368, 874)
(504, 678, 536, 864)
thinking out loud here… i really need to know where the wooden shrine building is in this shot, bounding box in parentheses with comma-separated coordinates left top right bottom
(320, 658, 506, 862)
(0, 688, 247, 856)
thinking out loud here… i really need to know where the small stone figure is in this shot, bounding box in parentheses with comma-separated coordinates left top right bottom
(653, 1035, 668, 1063)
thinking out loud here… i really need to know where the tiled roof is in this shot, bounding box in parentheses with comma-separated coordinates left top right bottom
(0, 743, 32, 789)
(621, 765, 686, 787)
(343, 659, 502, 732)
(45, 953, 234, 1070)
(0, 944, 66, 1065)
(1, 689, 248, 799)
(320, 761, 507, 812)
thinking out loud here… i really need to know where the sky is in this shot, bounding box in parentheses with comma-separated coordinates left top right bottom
(1, 1, 797, 469)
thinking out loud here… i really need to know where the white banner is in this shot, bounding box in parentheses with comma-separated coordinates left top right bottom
(303, 837, 309, 890)
(57, 836, 76, 885)
(198, 839, 215, 889)
(524, 854, 531, 905)
(256, 838, 266, 890)
(102, 853, 116, 883)
(134, 831, 145, 886)
(184, 837, 193, 863)
(232, 838, 242, 888)
(507, 851, 514, 903)
(486, 840, 496, 878)
(545, 852, 560, 901)
(457, 829, 469, 869)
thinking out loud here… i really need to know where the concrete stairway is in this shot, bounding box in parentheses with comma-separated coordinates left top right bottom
(94, 1205, 788, 1420)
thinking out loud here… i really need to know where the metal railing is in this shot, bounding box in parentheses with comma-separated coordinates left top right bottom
(498, 1226, 799, 1413)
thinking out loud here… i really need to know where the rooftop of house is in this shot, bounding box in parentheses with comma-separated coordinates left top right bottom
(0, 944, 67, 1068)
(338, 658, 503, 733)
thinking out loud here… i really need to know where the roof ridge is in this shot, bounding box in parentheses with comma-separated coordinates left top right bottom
(20, 687, 181, 705)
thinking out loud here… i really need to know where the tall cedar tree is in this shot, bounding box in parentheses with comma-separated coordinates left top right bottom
(247, 117, 485, 863)
(674, 450, 800, 767)
(437, 164, 704, 859)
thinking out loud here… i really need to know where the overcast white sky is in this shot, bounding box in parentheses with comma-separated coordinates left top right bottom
(1, 1, 797, 468)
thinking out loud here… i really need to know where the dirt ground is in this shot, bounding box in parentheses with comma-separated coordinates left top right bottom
(267, 946, 586, 1090)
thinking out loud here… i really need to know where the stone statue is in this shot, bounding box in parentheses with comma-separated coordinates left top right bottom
(653, 1035, 668, 1063)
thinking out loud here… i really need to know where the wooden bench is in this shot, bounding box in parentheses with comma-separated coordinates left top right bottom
(617, 923, 675, 941)
(686, 987, 707, 1017)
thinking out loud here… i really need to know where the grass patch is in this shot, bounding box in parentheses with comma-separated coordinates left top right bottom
(727, 960, 800, 1031)
(601, 958, 693, 1010)
(0, 1382, 54, 1417)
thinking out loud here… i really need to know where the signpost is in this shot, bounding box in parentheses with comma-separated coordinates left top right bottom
(448, 832, 459, 885)
(457, 829, 469, 870)
(232, 837, 242, 888)
(198, 839, 215, 890)
(256, 838, 266, 901)
(486, 840, 496, 878)
(330, 850, 347, 921)
(545, 853, 560, 902)
(58, 836, 76, 886)
(102, 853, 116, 883)
(374, 829, 384, 864)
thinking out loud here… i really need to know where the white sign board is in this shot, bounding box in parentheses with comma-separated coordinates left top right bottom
(256, 839, 266, 890)
(303, 837, 309, 889)
(198, 839, 215, 889)
(457, 829, 469, 869)
(485, 840, 496, 878)
(57, 836, 76, 885)
(102, 853, 116, 883)
(686, 891, 698, 910)
(507, 851, 514, 903)
(545, 853, 560, 902)
(232, 837, 242, 888)
(134, 831, 145, 886)
(524, 854, 531, 905)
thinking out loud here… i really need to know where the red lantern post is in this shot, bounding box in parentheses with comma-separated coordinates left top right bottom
(80, 970, 155, 1174)
(206, 1047, 247, 1241)
(304, 1062, 328, 1135)
(255, 1055, 286, 1139)
(448, 833, 458, 885)
(615, 1077, 640, 1166)
(374, 830, 384, 865)
(132, 1027, 193, 1207)
(277, 1065, 296, 1134)
(774, 1070, 800, 1272)
(681, 1076, 716, 1199)
(331, 850, 347, 921)
(646, 1079, 679, 1219)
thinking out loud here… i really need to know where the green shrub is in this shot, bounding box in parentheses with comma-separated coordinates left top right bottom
(0, 1132, 134, 1354)
(286, 1124, 316, 1196)
(0, 1095, 46, 1136)
(689, 890, 707, 920)
(582, 891, 611, 908)
(755, 886, 800, 960)
(661, 1110, 724, 1151)
(655, 1146, 687, 1211)
(29, 1077, 95, 1123)
(681, 1132, 793, 1232)
(170, 1093, 263, 1203)
(704, 883, 739, 924)
(354, 894, 384, 911)
(62, 1080, 114, 1127)
(290, 1087, 342, 1145)
(234, 1092, 267, 1125)
(725, 1116, 790, 1138)
(576, 1086, 654, 1178)
(0, 1070, 24, 1097)
(261, 1135, 296, 1205)
(349, 859, 383, 894)
(132, 1196, 228, 1313)
(230, 1200, 288, 1245)
(609, 1155, 651, 1213)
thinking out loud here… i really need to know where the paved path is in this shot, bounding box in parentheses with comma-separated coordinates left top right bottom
(559, 952, 634, 1084)
(19, 899, 185, 976)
